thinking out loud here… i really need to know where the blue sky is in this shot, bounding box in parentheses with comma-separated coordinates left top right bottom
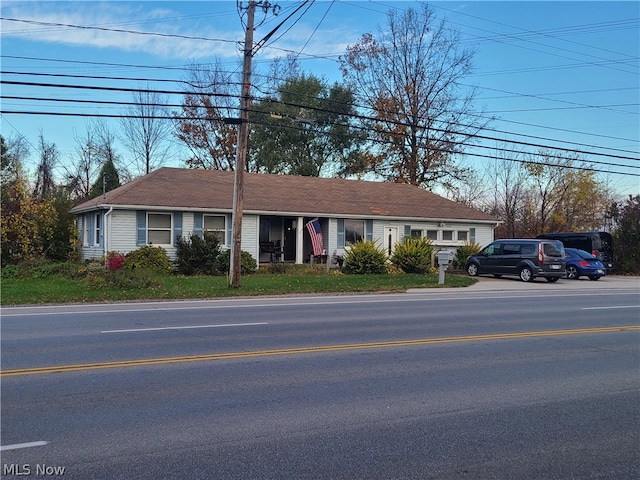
(1, 1, 638, 196)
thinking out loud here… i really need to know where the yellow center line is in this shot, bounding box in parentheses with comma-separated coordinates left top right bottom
(2, 325, 638, 377)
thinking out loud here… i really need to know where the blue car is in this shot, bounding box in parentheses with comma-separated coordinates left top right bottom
(564, 248, 606, 281)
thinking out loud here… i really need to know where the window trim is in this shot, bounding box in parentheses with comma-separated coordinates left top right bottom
(344, 219, 365, 246)
(94, 213, 102, 247)
(203, 214, 227, 246)
(147, 212, 173, 246)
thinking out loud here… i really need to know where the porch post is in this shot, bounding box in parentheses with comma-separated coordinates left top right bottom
(295, 216, 304, 264)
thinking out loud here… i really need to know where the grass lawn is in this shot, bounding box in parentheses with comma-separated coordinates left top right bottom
(1, 272, 476, 305)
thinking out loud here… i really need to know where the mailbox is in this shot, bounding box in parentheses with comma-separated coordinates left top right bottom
(437, 250, 452, 285)
(437, 250, 452, 266)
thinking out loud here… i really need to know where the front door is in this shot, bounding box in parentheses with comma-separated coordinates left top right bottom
(284, 218, 297, 261)
(384, 227, 398, 256)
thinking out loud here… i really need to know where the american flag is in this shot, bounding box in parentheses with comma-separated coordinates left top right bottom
(306, 219, 324, 256)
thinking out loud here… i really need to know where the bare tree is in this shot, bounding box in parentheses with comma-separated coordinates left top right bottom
(339, 3, 489, 189)
(485, 149, 530, 238)
(33, 132, 58, 199)
(63, 126, 102, 201)
(120, 84, 175, 176)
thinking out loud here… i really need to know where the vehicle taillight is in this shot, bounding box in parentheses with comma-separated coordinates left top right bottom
(539, 243, 544, 264)
(578, 260, 590, 268)
(592, 249, 598, 258)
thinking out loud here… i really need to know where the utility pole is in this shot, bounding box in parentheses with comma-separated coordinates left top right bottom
(229, 2, 256, 288)
(230, 1, 281, 287)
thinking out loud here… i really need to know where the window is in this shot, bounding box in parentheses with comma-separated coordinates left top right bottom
(483, 243, 501, 255)
(148, 213, 172, 245)
(204, 215, 226, 244)
(442, 230, 453, 241)
(457, 231, 468, 242)
(345, 219, 364, 245)
(426, 230, 438, 240)
(83, 215, 89, 246)
(410, 230, 423, 238)
(502, 243, 521, 255)
(94, 213, 102, 246)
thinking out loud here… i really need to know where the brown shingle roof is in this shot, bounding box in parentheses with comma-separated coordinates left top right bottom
(71, 167, 496, 222)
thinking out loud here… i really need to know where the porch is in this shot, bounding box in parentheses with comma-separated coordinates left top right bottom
(258, 215, 329, 265)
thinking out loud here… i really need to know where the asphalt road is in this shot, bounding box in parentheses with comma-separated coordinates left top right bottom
(1, 276, 639, 479)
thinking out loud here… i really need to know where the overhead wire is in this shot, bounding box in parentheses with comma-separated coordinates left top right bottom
(4, 69, 637, 157)
(2, 5, 637, 178)
(3, 82, 639, 167)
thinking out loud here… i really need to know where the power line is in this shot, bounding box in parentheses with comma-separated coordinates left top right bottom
(3, 73, 638, 157)
(0, 17, 240, 46)
(3, 81, 639, 167)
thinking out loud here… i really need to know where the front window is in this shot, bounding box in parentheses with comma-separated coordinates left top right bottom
(457, 231, 468, 242)
(345, 219, 364, 245)
(204, 215, 226, 244)
(426, 230, 438, 241)
(410, 229, 422, 238)
(148, 213, 172, 245)
(442, 230, 453, 241)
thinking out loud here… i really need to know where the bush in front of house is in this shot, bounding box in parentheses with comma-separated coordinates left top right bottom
(217, 249, 257, 276)
(175, 233, 222, 275)
(390, 237, 435, 274)
(342, 240, 387, 274)
(106, 251, 126, 271)
(124, 245, 173, 274)
(452, 241, 482, 270)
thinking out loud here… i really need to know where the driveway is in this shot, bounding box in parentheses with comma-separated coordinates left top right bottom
(464, 274, 639, 291)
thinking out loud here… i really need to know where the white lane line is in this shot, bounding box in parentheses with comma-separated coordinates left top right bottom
(582, 305, 639, 310)
(3, 291, 638, 317)
(101, 322, 268, 334)
(1, 441, 48, 451)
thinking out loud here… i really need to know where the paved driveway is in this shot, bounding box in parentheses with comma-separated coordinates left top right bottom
(464, 274, 639, 291)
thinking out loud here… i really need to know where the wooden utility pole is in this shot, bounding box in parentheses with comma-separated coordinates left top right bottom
(229, 2, 256, 288)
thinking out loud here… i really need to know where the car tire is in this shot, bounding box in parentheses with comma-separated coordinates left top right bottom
(546, 277, 559, 282)
(519, 266, 534, 282)
(467, 263, 479, 277)
(566, 266, 579, 279)
(493, 274, 502, 278)
(589, 276, 601, 281)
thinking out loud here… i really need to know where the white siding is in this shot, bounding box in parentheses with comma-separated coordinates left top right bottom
(77, 208, 495, 266)
(109, 210, 137, 255)
(241, 214, 259, 262)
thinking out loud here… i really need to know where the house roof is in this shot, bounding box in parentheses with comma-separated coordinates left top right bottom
(71, 167, 497, 223)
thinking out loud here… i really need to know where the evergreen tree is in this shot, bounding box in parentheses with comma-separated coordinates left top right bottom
(90, 159, 121, 199)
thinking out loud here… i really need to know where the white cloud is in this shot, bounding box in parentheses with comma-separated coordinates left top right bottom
(1, 1, 241, 59)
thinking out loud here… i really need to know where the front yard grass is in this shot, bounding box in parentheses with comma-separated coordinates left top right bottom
(1, 272, 476, 305)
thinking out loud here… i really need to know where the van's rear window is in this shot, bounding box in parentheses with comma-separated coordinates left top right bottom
(543, 243, 563, 256)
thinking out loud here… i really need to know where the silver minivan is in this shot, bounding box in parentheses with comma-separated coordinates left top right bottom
(465, 239, 566, 282)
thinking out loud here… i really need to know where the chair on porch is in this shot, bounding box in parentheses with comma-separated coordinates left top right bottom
(260, 241, 283, 262)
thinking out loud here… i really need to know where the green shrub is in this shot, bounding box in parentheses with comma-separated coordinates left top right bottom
(175, 233, 221, 275)
(217, 249, 257, 276)
(342, 240, 387, 274)
(124, 245, 173, 274)
(453, 241, 482, 270)
(390, 237, 435, 274)
(1, 265, 19, 279)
